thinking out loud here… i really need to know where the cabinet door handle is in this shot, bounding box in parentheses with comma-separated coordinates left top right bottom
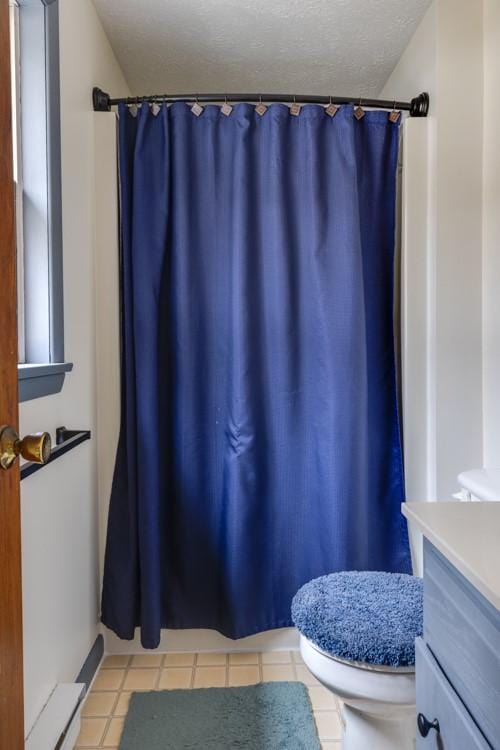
(417, 713, 440, 738)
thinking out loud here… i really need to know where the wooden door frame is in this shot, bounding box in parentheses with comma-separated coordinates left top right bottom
(0, 0, 24, 746)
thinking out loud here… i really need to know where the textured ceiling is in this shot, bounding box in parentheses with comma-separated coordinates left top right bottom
(92, 0, 432, 98)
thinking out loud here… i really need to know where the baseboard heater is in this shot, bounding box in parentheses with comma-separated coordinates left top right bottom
(25, 636, 103, 750)
(21, 427, 91, 480)
(25, 683, 86, 750)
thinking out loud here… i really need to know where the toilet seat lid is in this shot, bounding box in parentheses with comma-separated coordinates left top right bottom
(291, 571, 423, 668)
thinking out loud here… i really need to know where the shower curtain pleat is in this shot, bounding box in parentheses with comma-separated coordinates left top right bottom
(101, 102, 411, 648)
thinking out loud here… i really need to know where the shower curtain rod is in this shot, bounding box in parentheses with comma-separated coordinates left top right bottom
(92, 87, 429, 117)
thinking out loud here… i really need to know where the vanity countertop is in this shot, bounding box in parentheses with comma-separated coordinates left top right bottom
(403, 501, 500, 611)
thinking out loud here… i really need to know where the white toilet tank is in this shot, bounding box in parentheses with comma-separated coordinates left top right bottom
(455, 468, 500, 502)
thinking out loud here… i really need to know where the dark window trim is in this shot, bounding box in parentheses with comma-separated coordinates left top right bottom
(17, 0, 71, 400)
(18, 362, 73, 402)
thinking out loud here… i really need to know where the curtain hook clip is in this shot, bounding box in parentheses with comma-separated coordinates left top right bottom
(256, 93, 267, 116)
(291, 93, 301, 117)
(354, 96, 365, 120)
(221, 93, 233, 116)
(191, 92, 203, 117)
(128, 99, 138, 118)
(325, 94, 338, 117)
(389, 98, 401, 123)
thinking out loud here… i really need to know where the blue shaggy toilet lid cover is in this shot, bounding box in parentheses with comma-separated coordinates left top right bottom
(291, 571, 423, 667)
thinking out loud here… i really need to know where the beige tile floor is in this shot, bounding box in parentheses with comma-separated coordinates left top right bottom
(75, 651, 343, 749)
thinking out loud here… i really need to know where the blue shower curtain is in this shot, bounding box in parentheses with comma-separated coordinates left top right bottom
(101, 101, 411, 648)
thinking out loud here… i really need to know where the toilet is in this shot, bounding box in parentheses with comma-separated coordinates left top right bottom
(292, 571, 423, 750)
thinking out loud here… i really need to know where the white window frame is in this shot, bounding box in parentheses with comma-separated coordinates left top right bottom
(12, 0, 72, 401)
(10, 1, 25, 362)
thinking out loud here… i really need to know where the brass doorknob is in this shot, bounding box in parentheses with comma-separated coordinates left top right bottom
(0, 425, 51, 470)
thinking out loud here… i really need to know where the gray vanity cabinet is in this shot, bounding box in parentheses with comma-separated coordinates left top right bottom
(416, 539, 500, 749)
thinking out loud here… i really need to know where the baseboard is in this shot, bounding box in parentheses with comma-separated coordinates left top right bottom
(76, 634, 104, 691)
(103, 626, 300, 654)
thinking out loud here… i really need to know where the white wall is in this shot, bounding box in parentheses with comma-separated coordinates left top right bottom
(399, 118, 429, 573)
(19, 0, 129, 735)
(482, 0, 500, 467)
(94, 114, 120, 587)
(380, 2, 437, 113)
(381, 0, 484, 501)
(383, 3, 437, 504)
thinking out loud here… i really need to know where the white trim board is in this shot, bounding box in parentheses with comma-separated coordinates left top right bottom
(103, 626, 300, 654)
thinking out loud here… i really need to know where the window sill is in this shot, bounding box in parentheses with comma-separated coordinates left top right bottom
(18, 362, 73, 402)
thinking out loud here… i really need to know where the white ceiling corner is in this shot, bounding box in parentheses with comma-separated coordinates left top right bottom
(92, 0, 432, 98)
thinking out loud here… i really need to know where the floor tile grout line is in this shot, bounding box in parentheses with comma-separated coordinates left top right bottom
(98, 664, 128, 748)
(154, 662, 162, 691)
(100, 713, 112, 748)
(112, 687, 124, 718)
(189, 658, 196, 688)
(110, 689, 121, 718)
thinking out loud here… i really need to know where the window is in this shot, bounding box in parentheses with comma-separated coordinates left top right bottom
(10, 2, 24, 361)
(10, 0, 72, 401)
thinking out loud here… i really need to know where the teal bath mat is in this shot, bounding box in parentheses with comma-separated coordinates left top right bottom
(118, 681, 321, 749)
